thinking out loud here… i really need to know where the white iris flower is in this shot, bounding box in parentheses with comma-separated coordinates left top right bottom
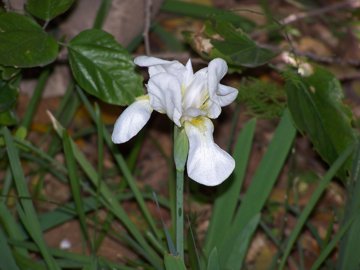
(112, 56, 238, 186)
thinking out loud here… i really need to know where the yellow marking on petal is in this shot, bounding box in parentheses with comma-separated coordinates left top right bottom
(135, 94, 150, 101)
(188, 117, 207, 133)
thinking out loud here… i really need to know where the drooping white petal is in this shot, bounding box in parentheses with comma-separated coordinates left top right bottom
(184, 117, 235, 186)
(112, 97, 153, 144)
(147, 73, 183, 126)
(216, 84, 238, 107)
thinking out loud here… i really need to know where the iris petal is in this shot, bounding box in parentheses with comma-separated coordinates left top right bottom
(112, 97, 153, 143)
(184, 117, 235, 186)
(208, 58, 227, 100)
(147, 73, 183, 126)
(134, 56, 186, 81)
(217, 84, 238, 107)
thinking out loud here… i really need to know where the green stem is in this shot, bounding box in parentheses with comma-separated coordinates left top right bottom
(173, 126, 188, 260)
(176, 168, 184, 258)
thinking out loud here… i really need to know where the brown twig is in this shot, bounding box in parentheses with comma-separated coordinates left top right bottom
(133, 51, 206, 65)
(143, 0, 152, 55)
(261, 43, 360, 67)
(280, 0, 360, 25)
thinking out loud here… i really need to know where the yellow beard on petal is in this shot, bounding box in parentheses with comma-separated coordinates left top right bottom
(188, 117, 207, 133)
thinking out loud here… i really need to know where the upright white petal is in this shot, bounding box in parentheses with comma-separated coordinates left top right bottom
(112, 97, 153, 144)
(183, 59, 194, 88)
(182, 69, 208, 113)
(208, 58, 227, 100)
(184, 117, 235, 186)
(147, 73, 183, 126)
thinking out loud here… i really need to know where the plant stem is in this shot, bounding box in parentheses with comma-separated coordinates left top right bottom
(173, 125, 188, 259)
(176, 168, 184, 258)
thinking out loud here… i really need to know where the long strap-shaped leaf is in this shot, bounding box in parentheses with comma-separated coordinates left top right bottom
(77, 88, 162, 240)
(335, 141, 360, 270)
(204, 118, 256, 253)
(2, 127, 61, 270)
(219, 109, 297, 269)
(278, 143, 354, 269)
(47, 114, 163, 269)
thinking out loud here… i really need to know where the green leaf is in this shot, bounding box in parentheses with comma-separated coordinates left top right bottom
(207, 248, 220, 270)
(164, 253, 186, 270)
(0, 65, 20, 80)
(26, 0, 74, 21)
(0, 79, 18, 112)
(161, 0, 254, 32)
(2, 127, 61, 270)
(237, 78, 286, 118)
(278, 144, 354, 269)
(337, 141, 360, 270)
(208, 21, 276, 68)
(68, 29, 143, 105)
(284, 67, 357, 178)
(0, 109, 17, 126)
(219, 109, 296, 269)
(204, 119, 256, 253)
(0, 13, 59, 67)
(0, 227, 21, 270)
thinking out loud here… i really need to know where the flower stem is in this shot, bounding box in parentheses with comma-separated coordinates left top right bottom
(176, 168, 184, 258)
(173, 126, 188, 259)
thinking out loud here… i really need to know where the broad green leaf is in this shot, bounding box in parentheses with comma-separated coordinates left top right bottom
(164, 253, 186, 270)
(284, 67, 357, 177)
(26, 0, 74, 21)
(0, 13, 59, 67)
(161, 0, 254, 32)
(209, 21, 276, 68)
(68, 29, 143, 105)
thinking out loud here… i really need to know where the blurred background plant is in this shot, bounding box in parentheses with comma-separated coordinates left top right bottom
(0, 0, 359, 269)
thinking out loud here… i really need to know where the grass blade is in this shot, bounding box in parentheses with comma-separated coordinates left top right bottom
(207, 247, 220, 270)
(311, 217, 353, 270)
(204, 118, 256, 253)
(336, 141, 360, 270)
(47, 113, 163, 268)
(219, 109, 296, 268)
(0, 227, 21, 270)
(63, 131, 92, 250)
(77, 88, 162, 241)
(2, 127, 60, 270)
(279, 144, 354, 269)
